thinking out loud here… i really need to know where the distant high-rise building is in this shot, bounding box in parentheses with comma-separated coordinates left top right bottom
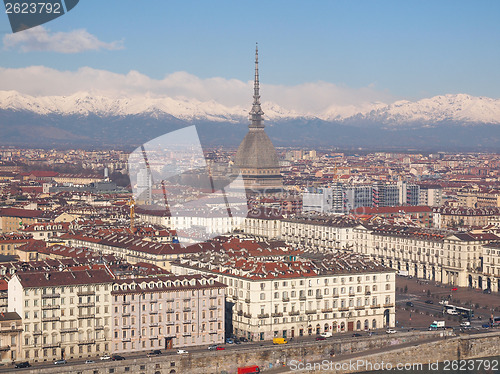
(234, 45, 282, 193)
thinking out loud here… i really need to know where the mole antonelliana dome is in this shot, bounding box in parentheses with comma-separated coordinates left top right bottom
(234, 45, 282, 193)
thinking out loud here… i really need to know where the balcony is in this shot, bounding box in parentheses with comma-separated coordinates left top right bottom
(166, 309, 174, 314)
(370, 304, 381, 309)
(123, 301, 130, 305)
(78, 340, 95, 345)
(183, 307, 191, 312)
(33, 330, 42, 335)
(299, 296, 306, 301)
(183, 298, 190, 302)
(321, 308, 333, 313)
(271, 312, 283, 318)
(149, 335, 159, 340)
(182, 320, 192, 324)
(355, 306, 365, 310)
(77, 291, 95, 296)
(305, 310, 316, 315)
(0, 345, 10, 351)
(41, 293, 60, 299)
(42, 342, 60, 349)
(78, 302, 95, 308)
(383, 303, 394, 308)
(315, 295, 323, 300)
(339, 307, 349, 312)
(95, 326, 104, 330)
(0, 328, 22, 333)
(209, 318, 218, 322)
(122, 338, 131, 342)
(332, 294, 339, 298)
(122, 325, 131, 329)
(257, 313, 269, 319)
(288, 311, 300, 316)
(209, 306, 217, 310)
(166, 321, 175, 326)
(60, 327, 78, 333)
(365, 291, 371, 296)
(149, 310, 158, 315)
(182, 333, 191, 337)
(77, 314, 95, 319)
(41, 305, 60, 310)
(150, 299, 158, 303)
(150, 322, 158, 327)
(349, 293, 355, 297)
(41, 316, 60, 322)
(282, 297, 290, 302)
(237, 310, 243, 316)
(243, 313, 252, 319)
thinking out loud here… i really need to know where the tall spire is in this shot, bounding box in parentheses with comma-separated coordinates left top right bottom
(249, 42, 264, 128)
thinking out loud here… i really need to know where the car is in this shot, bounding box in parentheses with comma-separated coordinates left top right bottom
(177, 349, 188, 354)
(239, 337, 248, 342)
(100, 354, 111, 360)
(15, 362, 31, 368)
(386, 329, 397, 334)
(112, 355, 125, 361)
(482, 323, 490, 329)
(208, 344, 218, 351)
(315, 335, 326, 341)
(147, 350, 162, 356)
(320, 332, 333, 338)
(54, 359, 67, 365)
(216, 346, 225, 351)
(225, 338, 234, 344)
(451, 287, 458, 291)
(425, 300, 434, 304)
(234, 339, 241, 344)
(406, 301, 414, 307)
(85, 360, 95, 364)
(352, 333, 362, 337)
(483, 289, 491, 294)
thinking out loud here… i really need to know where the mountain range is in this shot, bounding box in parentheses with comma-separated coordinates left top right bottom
(1, 90, 500, 150)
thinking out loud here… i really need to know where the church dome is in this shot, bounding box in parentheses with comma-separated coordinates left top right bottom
(235, 127, 280, 169)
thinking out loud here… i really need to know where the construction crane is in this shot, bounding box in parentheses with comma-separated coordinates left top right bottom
(128, 197, 136, 233)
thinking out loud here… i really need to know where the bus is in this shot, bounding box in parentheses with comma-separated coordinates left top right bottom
(443, 305, 474, 319)
(455, 306, 474, 319)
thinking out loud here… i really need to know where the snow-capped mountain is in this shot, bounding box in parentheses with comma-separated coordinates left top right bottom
(1, 90, 499, 125)
(357, 94, 500, 125)
(0, 90, 305, 122)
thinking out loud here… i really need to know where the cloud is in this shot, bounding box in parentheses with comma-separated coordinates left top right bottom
(3, 26, 123, 53)
(0, 66, 395, 116)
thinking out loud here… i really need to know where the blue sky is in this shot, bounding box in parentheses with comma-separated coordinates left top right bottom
(1, 0, 500, 112)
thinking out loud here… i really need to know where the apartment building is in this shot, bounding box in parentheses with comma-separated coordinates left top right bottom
(172, 252, 395, 341)
(0, 312, 22, 363)
(433, 206, 500, 229)
(352, 224, 498, 288)
(480, 242, 500, 293)
(111, 274, 225, 354)
(8, 269, 114, 362)
(0, 209, 44, 233)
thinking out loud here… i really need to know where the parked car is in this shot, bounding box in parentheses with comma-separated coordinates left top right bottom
(425, 300, 433, 304)
(177, 349, 188, 354)
(225, 338, 234, 344)
(85, 360, 95, 364)
(100, 354, 111, 360)
(320, 332, 333, 338)
(482, 323, 490, 329)
(147, 350, 162, 356)
(234, 339, 241, 344)
(483, 289, 491, 294)
(386, 329, 397, 334)
(406, 301, 414, 307)
(239, 337, 249, 342)
(54, 360, 67, 365)
(315, 335, 326, 341)
(112, 355, 125, 361)
(208, 344, 219, 351)
(216, 346, 225, 351)
(15, 362, 31, 368)
(352, 333, 362, 337)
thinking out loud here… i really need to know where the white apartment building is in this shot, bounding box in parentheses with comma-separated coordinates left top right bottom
(172, 252, 395, 341)
(8, 269, 114, 362)
(352, 224, 498, 288)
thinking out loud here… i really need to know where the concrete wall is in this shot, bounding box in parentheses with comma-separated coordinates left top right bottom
(13, 331, 500, 374)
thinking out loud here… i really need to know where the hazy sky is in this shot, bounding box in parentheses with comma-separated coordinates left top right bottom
(1, 0, 500, 112)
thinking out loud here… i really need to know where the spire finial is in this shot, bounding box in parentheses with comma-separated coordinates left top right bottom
(249, 42, 264, 128)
